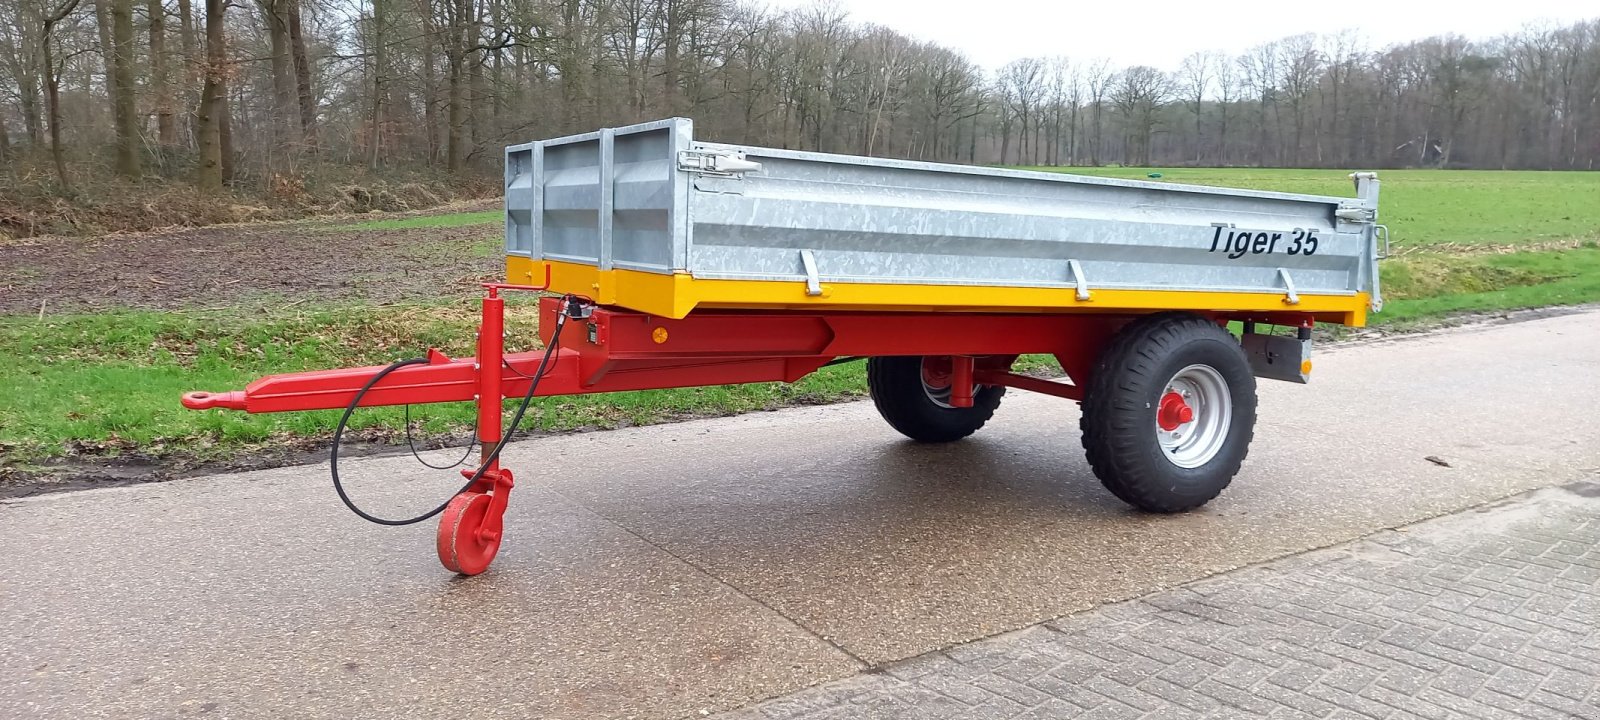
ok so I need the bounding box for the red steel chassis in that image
[182,285,1316,574]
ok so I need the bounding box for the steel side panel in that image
[687,152,1362,296]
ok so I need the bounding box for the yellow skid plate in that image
[509,256,1368,326]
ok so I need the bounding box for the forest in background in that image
[1,0,1597,233]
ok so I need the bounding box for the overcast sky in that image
[763,0,1595,70]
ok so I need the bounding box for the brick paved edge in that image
[716,481,1600,720]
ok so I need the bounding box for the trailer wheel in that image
[437,492,501,575]
[867,356,1004,443]
[1080,313,1256,512]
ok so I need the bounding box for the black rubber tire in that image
[867,356,1005,443]
[1080,312,1257,513]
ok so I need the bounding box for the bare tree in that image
[1417,35,1494,167]
[444,0,472,170]
[1067,63,1086,165]
[917,45,981,161]
[998,57,1045,164]
[1044,56,1070,165]
[1320,30,1365,166]
[1215,54,1238,164]
[1083,57,1111,165]
[175,0,195,137]
[1177,51,1212,164]
[609,0,660,119]
[1111,66,1170,166]
[147,0,175,145]
[366,0,389,168]
[861,26,908,156]
[1238,43,1280,164]
[1279,33,1322,165]
[257,0,300,169]
[287,0,314,151]
[3,0,1598,208]
[193,0,225,190]
[95,0,140,177]
[38,0,83,188]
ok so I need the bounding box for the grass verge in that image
[1378,245,1600,325]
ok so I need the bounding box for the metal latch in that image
[1067,259,1091,301]
[1276,268,1300,305]
[799,249,823,296]
[678,150,763,177]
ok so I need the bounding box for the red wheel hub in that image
[921,356,952,388]
[1157,392,1194,431]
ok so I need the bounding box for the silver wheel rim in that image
[920,357,978,409]
[1157,364,1232,468]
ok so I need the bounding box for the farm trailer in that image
[182,118,1387,575]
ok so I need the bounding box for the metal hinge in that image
[1335,205,1375,222]
[678,149,763,177]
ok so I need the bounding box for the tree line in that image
[2,0,1597,197]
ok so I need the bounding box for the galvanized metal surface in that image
[505,118,1383,311]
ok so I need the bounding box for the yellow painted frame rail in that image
[509,256,1369,327]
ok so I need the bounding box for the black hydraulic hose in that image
[330,357,433,525]
[405,403,477,470]
[329,298,572,526]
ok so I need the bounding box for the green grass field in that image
[3,168,1598,474]
[0,304,872,466]
[1022,167,1600,249]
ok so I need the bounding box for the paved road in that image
[3,310,1598,719]
[720,483,1600,719]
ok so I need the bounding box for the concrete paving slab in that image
[1,474,858,719]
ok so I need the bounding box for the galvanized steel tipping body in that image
[505,116,1382,321]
